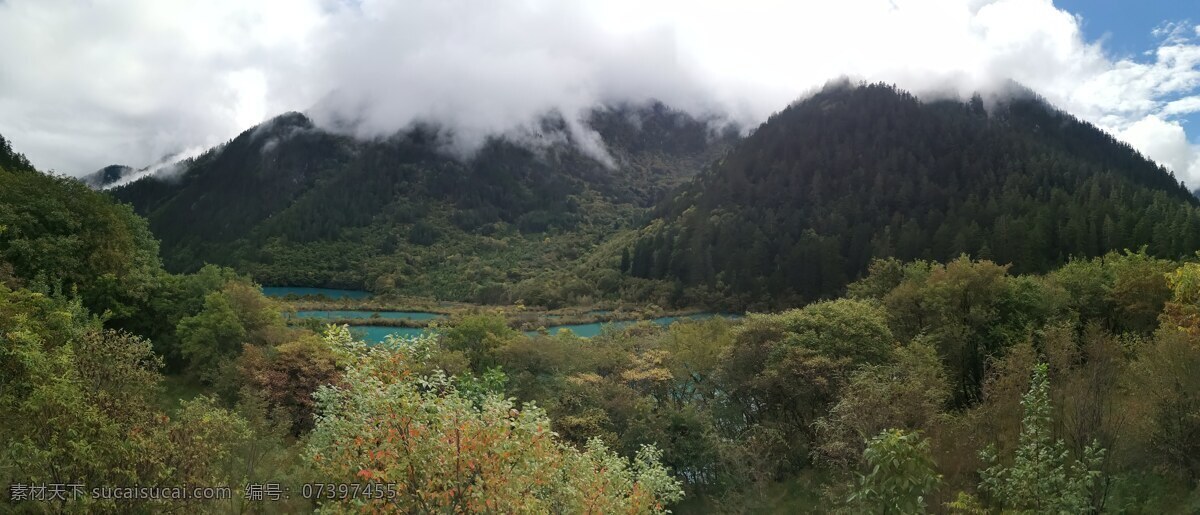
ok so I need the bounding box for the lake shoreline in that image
[266,285,741,342]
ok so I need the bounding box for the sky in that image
[0,0,1197,186]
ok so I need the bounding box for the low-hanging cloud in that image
[0,0,1198,185]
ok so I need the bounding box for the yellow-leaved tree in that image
[305,326,684,513]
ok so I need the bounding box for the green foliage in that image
[1127,328,1200,482]
[111,107,733,303]
[177,290,248,378]
[0,163,162,319]
[979,363,1105,513]
[621,83,1200,306]
[0,284,294,512]
[848,429,941,514]
[1161,261,1200,335]
[0,133,33,171]
[771,298,895,363]
[880,257,1053,406]
[719,299,895,476]
[439,313,520,373]
[117,264,247,371]
[1049,249,1175,333]
[407,219,440,245]
[815,340,950,468]
[176,279,290,381]
[0,288,137,499]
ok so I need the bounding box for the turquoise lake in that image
[337,312,737,343]
[295,310,443,320]
[533,313,732,338]
[261,286,372,299]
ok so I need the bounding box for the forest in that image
[109,83,1200,319]
[0,149,684,512]
[617,83,1200,309]
[110,104,735,300]
[4,122,1200,512]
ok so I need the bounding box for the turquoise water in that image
[534,309,610,319]
[352,326,431,343]
[295,310,443,320]
[338,312,734,343]
[261,286,371,299]
[532,313,732,338]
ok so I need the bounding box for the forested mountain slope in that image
[80,164,135,189]
[0,134,687,513]
[113,104,735,297]
[0,144,162,320]
[5,117,1200,512]
[615,82,1200,308]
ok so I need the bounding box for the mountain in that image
[610,82,1200,308]
[80,164,135,189]
[112,103,736,299]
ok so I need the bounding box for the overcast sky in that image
[0,0,1198,186]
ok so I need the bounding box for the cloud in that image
[305,0,712,165]
[0,0,1199,186]
[1164,96,1200,117]
[1119,115,1200,187]
[0,0,322,174]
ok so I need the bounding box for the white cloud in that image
[0,0,1199,186]
[1164,96,1200,117]
[0,0,322,173]
[1119,116,1200,183]
[1153,21,1195,45]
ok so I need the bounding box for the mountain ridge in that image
[112,102,737,297]
[602,82,1200,308]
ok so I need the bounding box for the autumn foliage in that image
[304,328,683,513]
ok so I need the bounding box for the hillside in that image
[609,82,1200,308]
[80,164,135,189]
[0,148,162,320]
[113,104,735,300]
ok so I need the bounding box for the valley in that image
[9,1,1200,512]
[4,81,1200,512]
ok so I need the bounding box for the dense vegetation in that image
[7,80,1200,512]
[613,82,1200,309]
[1,156,685,512]
[112,105,735,299]
[467,253,1200,511]
[0,156,162,323]
[12,169,1200,510]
